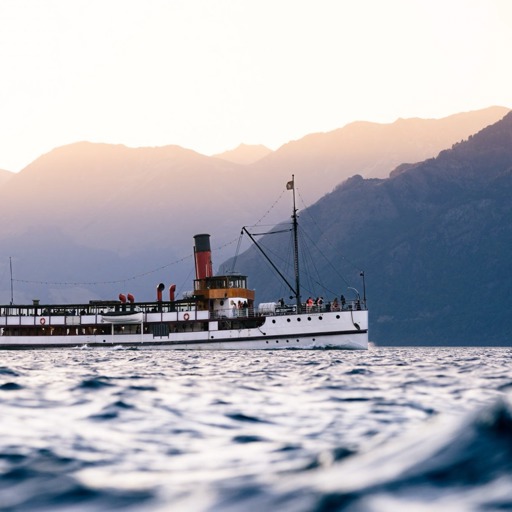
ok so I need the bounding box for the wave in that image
[0,382,23,391]
[208,395,512,511]
[0,367,19,377]
[1,348,510,512]
[0,447,154,511]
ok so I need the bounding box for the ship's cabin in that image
[193,273,255,318]
[194,274,249,292]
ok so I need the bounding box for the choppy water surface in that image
[0,347,511,511]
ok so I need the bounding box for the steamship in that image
[0,178,368,350]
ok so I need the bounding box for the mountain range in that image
[223,111,512,345]
[0,106,510,346]
[213,143,272,164]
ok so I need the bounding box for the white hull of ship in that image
[0,310,368,350]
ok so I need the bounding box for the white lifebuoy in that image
[183,313,190,321]
[40,318,46,325]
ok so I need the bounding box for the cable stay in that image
[297,187,364,274]
[230,178,368,309]
[241,225,297,300]
[296,187,367,306]
[249,228,291,236]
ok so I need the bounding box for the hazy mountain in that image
[0,107,508,311]
[0,169,14,186]
[0,142,266,303]
[247,106,510,206]
[0,142,261,252]
[223,112,512,346]
[213,144,272,164]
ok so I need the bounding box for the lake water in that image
[0,347,511,511]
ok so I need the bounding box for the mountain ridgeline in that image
[0,107,510,345]
[222,111,512,346]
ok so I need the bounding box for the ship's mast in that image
[9,256,13,305]
[288,175,301,313]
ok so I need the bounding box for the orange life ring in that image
[183,313,190,321]
[40,318,46,325]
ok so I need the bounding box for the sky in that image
[0,0,511,172]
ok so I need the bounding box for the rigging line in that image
[299,225,351,288]
[245,222,286,229]
[241,224,294,269]
[230,231,244,273]
[13,252,195,287]
[300,273,339,300]
[250,228,292,236]
[242,227,297,296]
[297,188,363,273]
[274,228,294,298]
[13,236,240,288]
[297,226,338,298]
[300,223,331,284]
[212,236,240,252]
[246,232,298,296]
[176,266,194,299]
[256,237,294,270]
[277,233,294,299]
[298,229,319,296]
[252,189,286,227]
[297,235,339,299]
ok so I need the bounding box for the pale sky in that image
[0,0,511,172]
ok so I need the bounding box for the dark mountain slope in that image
[225,112,512,345]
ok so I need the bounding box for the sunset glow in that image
[0,0,511,171]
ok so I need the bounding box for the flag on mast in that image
[286,179,294,190]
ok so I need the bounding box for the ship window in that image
[227,276,247,288]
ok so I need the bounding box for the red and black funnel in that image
[193,234,213,280]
